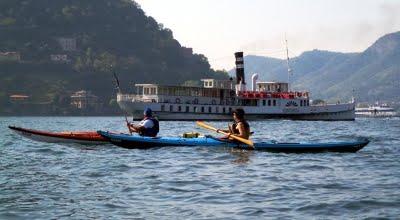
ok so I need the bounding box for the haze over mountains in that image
[232,31,400,102]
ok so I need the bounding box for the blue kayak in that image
[97,131,369,153]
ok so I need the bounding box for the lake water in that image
[1,117,399,219]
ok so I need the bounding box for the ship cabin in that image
[236,81,310,107]
[257,81,289,92]
[201,79,234,89]
[131,79,236,107]
[120,79,310,110]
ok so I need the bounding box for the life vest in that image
[140,117,159,137]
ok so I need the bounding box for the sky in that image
[135,0,400,70]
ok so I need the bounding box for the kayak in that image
[97,131,369,153]
[9,126,108,144]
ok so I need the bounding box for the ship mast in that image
[285,36,292,92]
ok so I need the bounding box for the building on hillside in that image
[57,37,77,51]
[9,94,30,103]
[0,52,21,62]
[70,90,100,109]
[50,54,69,63]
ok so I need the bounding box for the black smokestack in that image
[235,52,245,84]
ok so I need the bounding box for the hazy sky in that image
[135,0,400,70]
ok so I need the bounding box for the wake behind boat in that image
[9,126,108,144]
[98,131,369,153]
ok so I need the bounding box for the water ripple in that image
[0,117,399,219]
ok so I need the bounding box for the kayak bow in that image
[9,126,107,144]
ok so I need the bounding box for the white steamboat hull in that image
[118,100,355,121]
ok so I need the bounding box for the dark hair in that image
[233,108,245,119]
[144,107,152,117]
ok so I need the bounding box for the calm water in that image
[1,117,399,219]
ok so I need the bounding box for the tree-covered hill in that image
[0,0,228,114]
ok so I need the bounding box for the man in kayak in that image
[221,108,251,140]
[127,108,159,137]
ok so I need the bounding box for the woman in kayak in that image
[127,108,159,137]
[221,108,251,140]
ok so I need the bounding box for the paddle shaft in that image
[112,71,132,135]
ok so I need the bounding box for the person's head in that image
[143,107,152,117]
[233,108,245,121]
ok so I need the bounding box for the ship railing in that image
[117,94,158,103]
[238,91,309,99]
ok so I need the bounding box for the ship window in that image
[185,106,189,112]
[229,107,232,113]
[216,107,219,113]
[223,107,226,113]
[201,106,204,113]
[263,100,266,106]
[300,100,303,106]
[273,100,276,106]
[268,100,271,106]
[178,106,182,112]
[208,107,212,113]
[193,106,197,112]
[169,105,173,112]
[307,100,310,106]
[150,88,156,95]
[144,87,150,95]
[161,105,165,111]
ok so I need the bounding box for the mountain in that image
[0,0,228,115]
[231,31,400,102]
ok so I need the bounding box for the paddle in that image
[196,121,254,148]
[112,70,133,135]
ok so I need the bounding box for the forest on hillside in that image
[0,0,228,115]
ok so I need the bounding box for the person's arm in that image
[228,124,233,133]
[127,122,145,133]
[217,124,232,133]
[235,122,249,139]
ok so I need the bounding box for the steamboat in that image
[117,52,355,120]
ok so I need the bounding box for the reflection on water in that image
[230,149,254,164]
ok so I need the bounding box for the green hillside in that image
[0,0,228,115]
